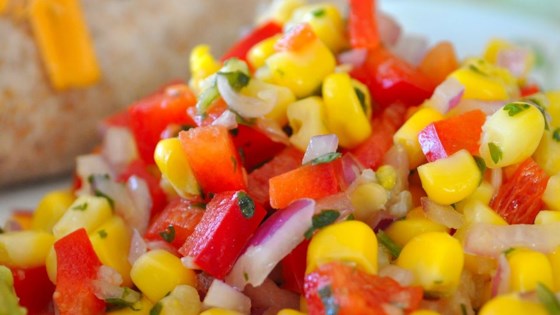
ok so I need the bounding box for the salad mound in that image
[2,0,560,314]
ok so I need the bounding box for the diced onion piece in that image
[92,265,140,305]
[302,134,339,165]
[128,229,147,266]
[337,48,367,68]
[378,11,401,46]
[203,279,251,314]
[491,254,511,297]
[212,109,239,130]
[379,265,414,287]
[216,75,275,118]
[490,167,503,195]
[450,99,506,116]
[126,176,152,233]
[429,77,465,114]
[76,154,113,196]
[496,46,532,78]
[256,117,290,145]
[102,127,138,173]
[340,153,364,189]
[422,197,464,229]
[225,199,315,289]
[391,33,428,66]
[180,256,201,270]
[464,222,560,257]
[315,193,354,219]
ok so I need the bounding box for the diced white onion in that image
[378,11,402,46]
[181,256,202,270]
[212,109,239,130]
[76,154,113,196]
[128,229,147,266]
[216,75,275,118]
[302,134,339,165]
[337,48,368,68]
[256,118,290,145]
[203,279,251,314]
[390,33,428,66]
[422,197,464,229]
[102,127,138,174]
[496,47,531,78]
[491,254,511,297]
[379,265,414,286]
[429,77,465,114]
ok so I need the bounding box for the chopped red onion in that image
[315,192,354,218]
[225,199,315,289]
[464,222,560,257]
[429,78,465,114]
[490,167,503,195]
[391,34,428,66]
[383,144,410,194]
[337,48,368,68]
[497,47,531,78]
[491,254,510,297]
[102,127,138,174]
[216,75,275,118]
[422,197,464,229]
[212,109,239,130]
[339,153,364,189]
[92,265,141,305]
[203,279,251,314]
[256,118,290,145]
[302,134,339,165]
[128,229,147,266]
[450,99,507,116]
[378,11,402,46]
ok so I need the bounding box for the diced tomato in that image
[350,103,406,170]
[418,109,486,162]
[4,210,33,230]
[248,147,304,206]
[350,47,435,110]
[269,159,342,210]
[520,83,541,97]
[491,158,549,224]
[178,190,266,279]
[53,228,105,315]
[11,265,55,314]
[232,125,286,172]
[179,125,246,196]
[275,23,316,52]
[145,197,205,249]
[102,109,131,128]
[281,239,310,294]
[221,20,283,66]
[128,83,197,163]
[118,159,168,220]
[348,0,380,50]
[418,41,459,86]
[304,261,423,315]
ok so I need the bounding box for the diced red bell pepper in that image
[118,159,168,220]
[350,47,435,110]
[280,239,310,294]
[304,261,423,315]
[269,159,342,210]
[418,41,459,86]
[520,83,541,97]
[247,147,304,206]
[274,23,316,52]
[178,190,266,279]
[348,0,380,50]
[491,158,549,224]
[53,228,105,315]
[179,125,246,196]
[145,197,205,249]
[128,83,197,163]
[350,103,406,170]
[11,265,55,314]
[232,125,286,172]
[418,109,486,162]
[221,20,283,66]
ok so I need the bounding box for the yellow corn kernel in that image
[384,218,448,247]
[462,201,507,226]
[393,106,444,169]
[479,293,548,315]
[534,129,560,176]
[277,310,306,315]
[322,72,372,148]
[90,216,132,286]
[154,138,200,198]
[32,190,75,232]
[287,96,330,151]
[463,253,497,276]
[546,91,560,127]
[376,165,397,190]
[264,35,336,98]
[350,182,388,221]
[306,220,377,274]
[45,245,57,283]
[455,181,494,213]
[397,232,464,296]
[248,35,281,70]
[507,248,554,293]
[199,309,245,315]
[52,195,113,240]
[535,210,560,224]
[410,311,441,315]
[480,102,545,168]
[548,246,560,291]
[156,285,201,315]
[242,79,296,127]
[0,0,6,13]
[130,249,197,302]
[0,230,54,268]
[107,296,154,315]
[450,58,517,101]
[287,4,348,53]
[418,150,481,205]
[189,44,221,92]
[257,0,305,25]
[29,0,100,90]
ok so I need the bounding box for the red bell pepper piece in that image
[491,158,549,224]
[280,239,310,294]
[418,109,486,162]
[274,23,316,52]
[128,83,197,163]
[53,228,105,315]
[348,0,380,50]
[269,159,342,209]
[520,83,541,97]
[11,265,55,314]
[221,20,283,65]
[179,125,246,195]
[178,190,266,279]
[232,125,286,172]
[350,47,435,110]
[145,197,205,249]
[304,261,423,315]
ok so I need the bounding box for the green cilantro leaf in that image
[304,210,340,239]
[308,152,342,166]
[488,142,503,164]
[536,282,560,315]
[98,229,108,239]
[354,87,367,113]
[149,302,163,315]
[72,202,88,211]
[503,102,530,116]
[312,8,326,17]
[218,71,250,91]
[554,128,560,142]
[377,230,402,258]
[237,191,255,219]
[159,225,176,243]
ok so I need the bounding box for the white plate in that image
[1,0,559,224]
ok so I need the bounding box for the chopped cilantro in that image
[305,210,340,239]
[105,288,141,311]
[192,202,207,210]
[218,71,250,91]
[237,191,255,219]
[72,202,88,211]
[159,225,176,243]
[468,63,486,76]
[553,128,560,142]
[312,8,326,17]
[460,303,468,315]
[345,214,355,221]
[377,230,402,258]
[308,152,342,166]
[318,285,339,315]
[503,102,530,116]
[98,229,108,239]
[196,84,220,115]
[488,142,503,164]
[354,87,367,113]
[536,282,560,315]
[243,272,249,282]
[149,302,163,315]
[94,190,115,210]
[503,247,515,256]
[473,156,486,183]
